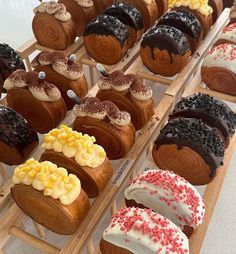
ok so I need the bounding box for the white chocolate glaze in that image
[218,23,236,44]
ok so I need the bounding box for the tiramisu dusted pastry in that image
[40,125,113,198]
[58,0,96,36]
[152,118,225,185]
[215,23,236,46]
[0,106,38,165]
[0,43,25,94]
[104,3,144,47]
[73,97,135,160]
[32,1,76,50]
[168,0,213,38]
[171,93,236,147]
[32,51,88,110]
[12,159,90,235]
[201,43,236,95]
[83,15,129,65]
[4,70,67,133]
[116,0,158,29]
[125,170,205,236]
[158,10,203,52]
[100,207,189,254]
[140,25,191,77]
[208,0,223,23]
[96,70,154,130]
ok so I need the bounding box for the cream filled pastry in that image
[11,159,90,235]
[4,70,67,133]
[125,170,205,231]
[32,1,76,50]
[101,207,189,254]
[40,125,113,197]
[73,97,136,160]
[201,43,236,95]
[32,51,88,110]
[97,70,154,130]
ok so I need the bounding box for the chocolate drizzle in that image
[155,118,225,177]
[104,2,144,30]
[0,105,38,153]
[83,14,129,47]
[171,93,236,142]
[158,10,202,40]
[141,25,191,56]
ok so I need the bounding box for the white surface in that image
[0,1,236,253]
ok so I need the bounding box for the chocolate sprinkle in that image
[0,105,38,153]
[83,14,129,47]
[141,25,191,55]
[155,118,225,176]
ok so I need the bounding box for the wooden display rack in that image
[0,8,234,254]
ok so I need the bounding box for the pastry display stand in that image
[0,8,233,254]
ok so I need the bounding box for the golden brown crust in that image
[93,0,114,14]
[209,0,223,23]
[40,151,113,198]
[154,0,168,17]
[11,184,90,235]
[100,239,132,254]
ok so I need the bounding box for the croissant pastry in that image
[40,125,113,198]
[32,51,88,110]
[4,70,67,133]
[32,1,76,50]
[152,118,225,185]
[96,70,154,130]
[0,106,38,165]
[73,97,136,160]
[12,159,90,235]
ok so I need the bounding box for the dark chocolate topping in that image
[158,10,202,40]
[141,25,191,55]
[104,2,144,30]
[155,118,225,176]
[0,105,38,153]
[171,93,236,140]
[83,14,129,47]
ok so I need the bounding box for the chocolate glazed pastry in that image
[104,2,144,47]
[140,25,191,77]
[4,70,67,134]
[58,0,96,36]
[209,0,223,23]
[96,70,154,130]
[73,97,135,160]
[158,10,203,52]
[152,118,225,185]
[170,93,236,147]
[83,15,129,65]
[32,51,88,110]
[0,43,25,94]
[0,106,38,165]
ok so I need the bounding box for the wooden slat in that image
[16,38,37,59]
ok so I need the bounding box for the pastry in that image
[171,93,236,147]
[58,0,97,36]
[140,25,191,77]
[83,15,129,65]
[223,0,234,8]
[93,0,114,14]
[0,43,25,95]
[229,1,236,24]
[152,118,225,185]
[201,43,236,95]
[125,169,205,235]
[215,23,236,46]
[209,0,223,23]
[154,0,168,18]
[0,106,38,165]
[4,70,67,133]
[168,0,213,38]
[104,2,144,47]
[157,10,203,52]
[11,159,90,235]
[100,207,189,254]
[40,125,113,198]
[96,70,154,130]
[116,0,158,30]
[32,51,88,110]
[32,1,76,50]
[73,97,135,160]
